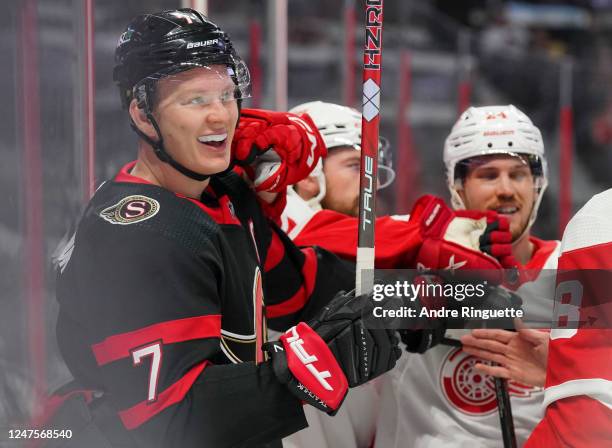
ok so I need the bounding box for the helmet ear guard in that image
[129,81,154,115]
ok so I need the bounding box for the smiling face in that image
[457,154,536,239]
[152,66,239,176]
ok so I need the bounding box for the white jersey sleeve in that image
[526,188,612,447]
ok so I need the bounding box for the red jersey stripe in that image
[264,231,285,272]
[114,161,152,185]
[183,195,242,226]
[302,248,317,297]
[525,237,559,270]
[266,248,317,318]
[92,315,221,366]
[119,361,208,429]
[525,394,612,447]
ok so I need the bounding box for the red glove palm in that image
[411,195,515,283]
[232,108,327,192]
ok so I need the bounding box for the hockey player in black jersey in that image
[49,8,400,448]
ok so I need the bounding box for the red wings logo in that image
[440,347,540,415]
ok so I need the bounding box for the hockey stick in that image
[356,0,384,296]
[495,376,517,448]
[441,334,517,448]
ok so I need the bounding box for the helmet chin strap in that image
[130,94,243,183]
[131,112,211,182]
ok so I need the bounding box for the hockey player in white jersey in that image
[375,105,561,447]
[526,188,612,446]
[273,102,530,447]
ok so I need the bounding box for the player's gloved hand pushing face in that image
[232,108,327,193]
[264,290,401,415]
[410,195,514,284]
[410,194,531,288]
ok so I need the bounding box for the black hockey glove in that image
[308,290,402,386]
[398,327,446,354]
[396,273,523,352]
[263,290,402,415]
[413,269,523,329]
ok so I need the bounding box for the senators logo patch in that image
[99,195,160,225]
[440,347,539,415]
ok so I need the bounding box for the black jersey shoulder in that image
[81,180,223,258]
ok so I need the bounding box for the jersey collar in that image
[114,161,153,185]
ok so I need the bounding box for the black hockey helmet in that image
[113,9,251,181]
[113,8,250,109]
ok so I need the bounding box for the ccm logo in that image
[285,326,333,391]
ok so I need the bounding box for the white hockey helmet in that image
[443,105,548,236]
[289,101,396,190]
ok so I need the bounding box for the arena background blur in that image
[1,0,611,433]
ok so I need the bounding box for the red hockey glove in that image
[232,108,327,193]
[264,291,401,415]
[257,189,287,224]
[478,218,528,287]
[411,195,512,283]
[264,323,348,414]
[479,217,516,268]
